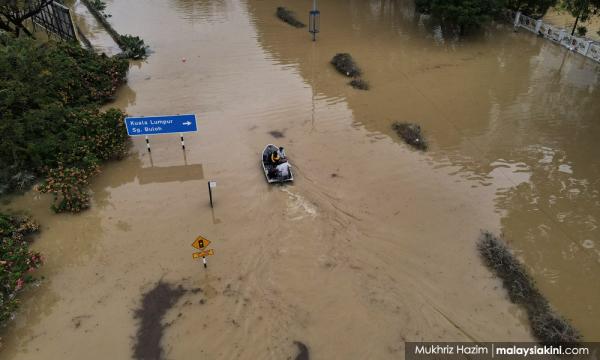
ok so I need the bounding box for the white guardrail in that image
[507,9,600,63]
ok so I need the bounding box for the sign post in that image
[192,235,214,268]
[208,181,216,208]
[124,114,198,136]
[309,0,320,41]
[124,114,197,152]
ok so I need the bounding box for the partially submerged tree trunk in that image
[570,12,581,35]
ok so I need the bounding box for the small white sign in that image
[209,181,217,188]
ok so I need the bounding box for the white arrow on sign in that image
[182,121,192,126]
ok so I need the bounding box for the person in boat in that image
[278,147,286,160]
[270,147,286,165]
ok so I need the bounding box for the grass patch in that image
[276,7,306,28]
[478,232,581,344]
[391,122,428,151]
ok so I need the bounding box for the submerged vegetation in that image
[349,78,369,90]
[0,34,129,212]
[331,53,361,77]
[331,53,370,90]
[392,122,428,150]
[276,7,306,28]
[0,213,42,328]
[118,34,149,60]
[478,232,581,344]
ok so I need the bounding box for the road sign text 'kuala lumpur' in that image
[124,114,197,136]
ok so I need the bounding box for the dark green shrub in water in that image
[349,78,369,90]
[119,34,148,60]
[276,7,306,28]
[392,122,428,151]
[0,34,130,211]
[331,53,361,77]
[478,232,581,344]
[0,214,42,326]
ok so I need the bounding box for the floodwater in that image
[2,0,600,358]
[68,0,122,56]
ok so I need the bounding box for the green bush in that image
[89,0,107,12]
[0,34,130,211]
[119,35,148,60]
[0,213,42,326]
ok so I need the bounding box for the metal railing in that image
[510,10,600,63]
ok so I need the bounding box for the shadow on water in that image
[246,0,600,338]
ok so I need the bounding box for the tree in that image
[415,0,505,35]
[560,0,600,35]
[506,0,557,18]
[0,0,54,37]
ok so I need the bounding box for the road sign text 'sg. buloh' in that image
[124,114,198,136]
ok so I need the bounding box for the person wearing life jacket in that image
[271,150,281,165]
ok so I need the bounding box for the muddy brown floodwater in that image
[2,0,599,358]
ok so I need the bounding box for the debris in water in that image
[269,130,285,138]
[133,281,187,360]
[392,122,428,151]
[293,341,309,360]
[276,7,305,28]
[478,232,581,344]
[331,53,361,77]
[349,78,369,90]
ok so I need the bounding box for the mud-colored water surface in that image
[1,0,599,358]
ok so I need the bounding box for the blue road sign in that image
[124,114,197,136]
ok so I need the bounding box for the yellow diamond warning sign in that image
[192,249,215,259]
[192,235,211,249]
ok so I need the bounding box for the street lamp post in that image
[309,0,320,41]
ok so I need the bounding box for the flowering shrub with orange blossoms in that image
[0,34,130,211]
[34,108,128,212]
[37,164,100,213]
[0,214,42,327]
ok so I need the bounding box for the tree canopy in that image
[559,0,600,35]
[415,0,565,34]
[416,0,506,34]
[506,0,557,18]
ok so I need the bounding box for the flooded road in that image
[2,0,599,358]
